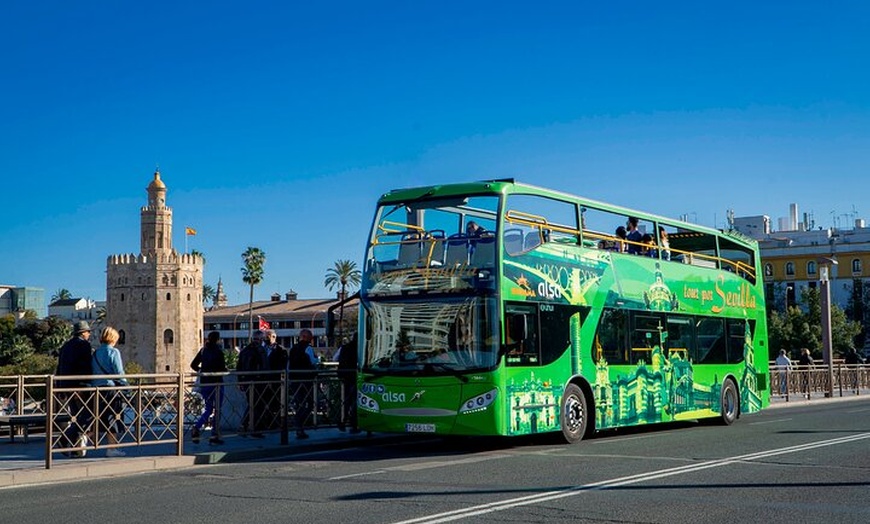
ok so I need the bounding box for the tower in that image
[215,277,228,309]
[106,170,204,372]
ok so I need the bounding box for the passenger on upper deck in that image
[626,217,643,254]
[658,226,671,261]
[466,221,487,237]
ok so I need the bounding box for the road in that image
[3,398,869,524]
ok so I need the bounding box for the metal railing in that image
[769,364,870,401]
[0,369,354,469]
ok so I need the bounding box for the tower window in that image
[118,330,126,345]
[166,292,172,300]
[187,293,191,301]
[164,329,174,344]
[120,293,125,302]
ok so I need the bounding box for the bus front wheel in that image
[719,379,739,425]
[560,383,588,444]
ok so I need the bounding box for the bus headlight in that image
[358,391,380,413]
[459,388,498,414]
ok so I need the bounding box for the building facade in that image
[106,171,204,373]
[0,285,46,319]
[203,291,358,359]
[47,297,104,322]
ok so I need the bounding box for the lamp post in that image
[232,311,246,351]
[818,257,838,398]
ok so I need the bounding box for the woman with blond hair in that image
[92,326,129,457]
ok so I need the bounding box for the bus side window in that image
[504,304,539,366]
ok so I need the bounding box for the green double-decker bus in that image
[357,180,769,442]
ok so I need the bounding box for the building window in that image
[118,330,126,345]
[807,261,816,276]
[785,262,795,276]
[120,293,125,302]
[852,258,862,274]
[167,292,172,300]
[764,263,773,277]
[164,329,174,344]
[187,293,191,301]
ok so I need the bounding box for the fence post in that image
[280,371,288,445]
[44,375,53,470]
[16,375,24,415]
[837,363,843,397]
[176,372,185,456]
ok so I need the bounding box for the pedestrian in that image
[92,326,128,457]
[56,320,95,457]
[774,349,792,395]
[798,347,814,399]
[237,330,268,437]
[288,328,318,439]
[336,334,360,433]
[190,331,227,445]
[843,348,863,391]
[265,329,288,429]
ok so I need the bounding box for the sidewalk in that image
[0,427,394,489]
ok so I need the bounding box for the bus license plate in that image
[405,423,436,433]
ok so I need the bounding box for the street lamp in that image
[232,310,246,351]
[818,256,838,398]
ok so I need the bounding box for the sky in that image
[2,1,869,304]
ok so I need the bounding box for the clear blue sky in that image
[2,1,869,304]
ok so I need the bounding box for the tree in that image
[191,249,206,265]
[0,333,34,367]
[202,283,216,308]
[324,259,361,343]
[241,247,266,342]
[767,287,862,360]
[51,288,72,303]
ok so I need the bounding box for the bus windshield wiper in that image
[423,362,469,383]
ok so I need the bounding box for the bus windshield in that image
[362,296,499,373]
[364,195,499,295]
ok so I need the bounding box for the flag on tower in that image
[258,316,271,331]
[185,227,197,236]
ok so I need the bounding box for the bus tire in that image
[560,383,588,444]
[719,379,739,426]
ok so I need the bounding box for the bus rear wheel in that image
[560,383,588,443]
[719,379,739,425]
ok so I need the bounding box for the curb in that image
[191,433,408,464]
[767,392,868,410]
[0,455,197,490]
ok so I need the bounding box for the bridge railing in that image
[0,370,354,469]
[769,364,870,401]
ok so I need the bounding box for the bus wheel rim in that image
[565,395,584,432]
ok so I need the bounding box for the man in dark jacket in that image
[190,331,227,445]
[56,321,94,456]
[336,334,360,433]
[264,329,288,429]
[237,330,268,437]
[288,329,318,439]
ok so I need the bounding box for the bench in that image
[0,413,71,443]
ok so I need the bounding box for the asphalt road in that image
[3,398,869,524]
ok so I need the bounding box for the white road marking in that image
[329,470,387,480]
[749,418,793,425]
[844,407,870,413]
[391,432,870,524]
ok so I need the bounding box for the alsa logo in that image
[537,281,563,300]
[361,383,406,403]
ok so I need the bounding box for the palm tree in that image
[324,259,361,342]
[241,247,266,342]
[51,288,72,303]
[202,283,216,309]
[191,249,206,264]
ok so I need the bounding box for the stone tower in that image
[106,170,204,373]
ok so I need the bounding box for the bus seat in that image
[445,233,469,265]
[397,232,422,267]
[470,234,496,266]
[425,230,446,266]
